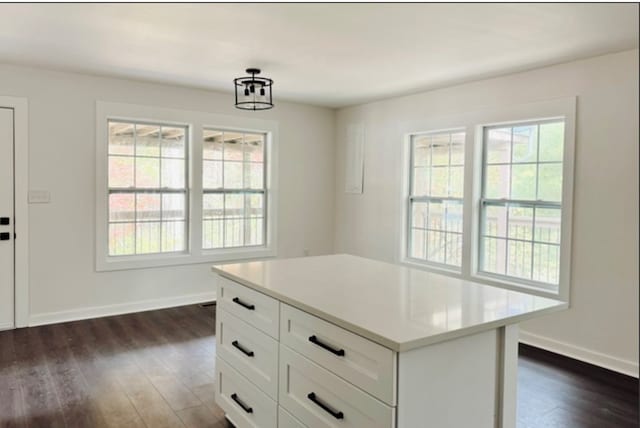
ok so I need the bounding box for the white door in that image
[0,108,14,330]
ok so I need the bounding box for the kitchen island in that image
[212,254,566,428]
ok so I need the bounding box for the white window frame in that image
[96,101,278,271]
[400,97,576,301]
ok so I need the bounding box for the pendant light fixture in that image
[234,68,274,110]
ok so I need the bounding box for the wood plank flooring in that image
[0,304,637,428]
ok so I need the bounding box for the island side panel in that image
[497,324,518,428]
[396,327,515,428]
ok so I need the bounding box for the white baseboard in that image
[29,291,217,327]
[519,331,639,378]
[0,322,14,331]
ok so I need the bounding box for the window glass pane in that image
[534,207,561,244]
[428,201,444,230]
[446,233,462,267]
[507,240,532,279]
[136,194,161,221]
[486,128,511,164]
[430,134,450,166]
[246,194,264,218]
[412,167,429,196]
[203,194,224,220]
[508,206,533,241]
[224,218,244,247]
[410,228,426,259]
[245,217,264,246]
[450,132,465,165]
[413,136,431,167]
[430,167,449,197]
[162,194,185,220]
[485,165,510,199]
[512,125,538,163]
[109,194,135,222]
[445,202,463,233]
[203,160,222,189]
[224,194,244,218]
[533,243,560,284]
[539,122,564,162]
[511,164,536,200]
[203,219,223,249]
[162,221,185,252]
[223,132,244,161]
[108,156,134,188]
[537,163,563,202]
[203,130,223,160]
[136,222,161,254]
[136,157,160,188]
[449,166,464,198]
[246,163,264,189]
[244,134,264,162]
[426,231,446,264]
[161,127,186,159]
[411,202,428,229]
[161,158,185,189]
[483,204,507,237]
[109,223,135,256]
[481,237,506,275]
[109,122,134,156]
[224,161,243,189]
[136,124,160,157]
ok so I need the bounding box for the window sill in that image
[401,258,463,277]
[96,247,277,272]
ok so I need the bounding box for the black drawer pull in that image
[232,340,255,357]
[232,297,255,311]
[308,335,345,356]
[307,392,344,420]
[231,393,253,414]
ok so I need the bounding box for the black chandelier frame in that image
[234,68,274,110]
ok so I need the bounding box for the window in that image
[202,130,266,249]
[408,130,465,267]
[108,121,188,256]
[402,97,575,297]
[96,101,278,271]
[479,120,564,286]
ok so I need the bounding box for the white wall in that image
[334,50,639,376]
[0,64,335,325]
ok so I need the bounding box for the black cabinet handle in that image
[308,335,345,356]
[0,217,9,225]
[232,297,255,311]
[0,232,9,241]
[307,392,344,420]
[232,340,255,357]
[230,393,253,414]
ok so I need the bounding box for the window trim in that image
[96,101,278,271]
[399,97,576,301]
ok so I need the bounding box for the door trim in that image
[0,96,29,328]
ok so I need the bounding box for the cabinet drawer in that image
[217,308,279,399]
[279,345,394,428]
[279,406,307,428]
[215,358,277,428]
[218,276,279,339]
[280,304,396,405]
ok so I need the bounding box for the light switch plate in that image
[28,190,51,204]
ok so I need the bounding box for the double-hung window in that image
[108,121,188,256]
[97,101,277,271]
[479,120,564,286]
[403,98,575,297]
[202,130,266,249]
[408,130,465,267]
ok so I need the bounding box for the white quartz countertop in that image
[212,254,567,352]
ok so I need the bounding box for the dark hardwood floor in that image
[0,304,637,428]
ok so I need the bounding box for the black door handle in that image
[307,392,344,419]
[0,232,9,241]
[0,217,9,225]
[308,335,345,356]
[230,393,253,414]
[232,297,255,311]
[232,340,255,357]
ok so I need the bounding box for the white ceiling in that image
[0,3,637,108]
